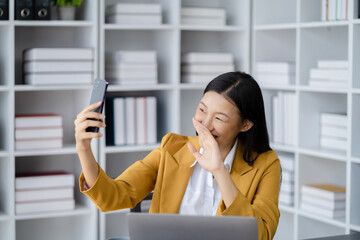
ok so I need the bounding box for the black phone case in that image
[86,79,108,133]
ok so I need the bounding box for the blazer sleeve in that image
[79,143,165,212]
[217,154,281,240]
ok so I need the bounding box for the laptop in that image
[127,213,258,240]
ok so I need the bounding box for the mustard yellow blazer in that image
[80,133,281,240]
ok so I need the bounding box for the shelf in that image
[254,23,297,31]
[179,83,207,90]
[353,88,360,94]
[14,21,95,27]
[0,212,9,221]
[300,21,349,29]
[0,21,10,26]
[0,86,9,92]
[353,19,360,25]
[350,224,360,232]
[107,84,174,92]
[279,205,296,214]
[105,144,160,154]
[0,151,9,157]
[298,210,346,228]
[14,144,77,157]
[14,85,92,92]
[259,85,296,91]
[14,204,92,221]
[270,142,295,153]
[180,25,246,32]
[299,147,347,162]
[103,208,130,215]
[104,24,175,30]
[299,86,349,94]
[351,157,360,164]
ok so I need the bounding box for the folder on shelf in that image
[15,0,33,20]
[0,0,9,20]
[23,48,94,61]
[34,0,51,20]
[24,61,93,73]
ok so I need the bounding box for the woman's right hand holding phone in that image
[74,101,106,152]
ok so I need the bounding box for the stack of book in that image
[23,48,94,85]
[15,171,75,215]
[320,112,348,151]
[322,0,349,21]
[105,96,157,146]
[181,7,226,26]
[272,92,296,146]
[106,3,162,25]
[300,184,346,219]
[255,61,295,86]
[309,60,349,88]
[278,153,295,206]
[106,51,158,86]
[181,52,234,84]
[15,114,63,151]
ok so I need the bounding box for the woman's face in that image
[194,91,244,151]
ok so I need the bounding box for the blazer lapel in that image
[160,136,199,213]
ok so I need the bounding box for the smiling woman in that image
[74,71,281,240]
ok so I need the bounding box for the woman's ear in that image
[240,119,254,132]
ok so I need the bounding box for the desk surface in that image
[306,232,360,240]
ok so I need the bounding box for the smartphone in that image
[86,78,108,133]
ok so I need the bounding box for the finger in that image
[77,119,105,132]
[192,118,211,137]
[77,112,105,123]
[187,143,202,160]
[80,101,103,114]
[192,118,215,147]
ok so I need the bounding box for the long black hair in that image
[204,71,271,166]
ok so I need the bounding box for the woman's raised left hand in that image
[187,118,226,174]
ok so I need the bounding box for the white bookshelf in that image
[98,0,250,239]
[0,1,98,240]
[253,0,360,239]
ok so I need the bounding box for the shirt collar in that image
[224,138,238,173]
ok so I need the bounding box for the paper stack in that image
[105,96,157,146]
[320,112,348,151]
[300,184,346,219]
[255,61,295,86]
[106,51,158,86]
[309,60,349,88]
[106,3,162,25]
[23,48,94,85]
[15,171,75,215]
[181,7,226,26]
[15,114,63,151]
[272,91,296,146]
[278,153,295,206]
[181,52,234,84]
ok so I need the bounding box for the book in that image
[282,170,294,182]
[15,138,62,150]
[181,16,226,26]
[317,60,348,69]
[181,74,215,84]
[181,7,226,18]
[16,187,74,203]
[308,79,348,88]
[181,64,234,74]
[300,201,345,219]
[15,127,63,140]
[257,73,295,85]
[125,97,136,145]
[255,62,295,74]
[320,136,347,151]
[146,96,157,144]
[279,191,294,205]
[114,98,126,145]
[320,113,347,128]
[278,153,295,172]
[23,48,93,61]
[105,69,157,79]
[23,61,93,73]
[16,199,75,215]
[136,97,146,145]
[181,52,233,64]
[106,51,157,64]
[301,184,346,201]
[107,14,162,25]
[321,125,347,139]
[15,172,75,190]
[106,63,157,71]
[309,68,349,81]
[15,114,63,128]
[301,194,346,210]
[106,3,162,15]
[24,73,93,85]
[280,181,294,193]
[107,78,157,85]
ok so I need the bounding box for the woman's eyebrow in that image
[200,101,230,118]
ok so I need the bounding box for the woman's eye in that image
[215,117,223,121]
[199,108,205,113]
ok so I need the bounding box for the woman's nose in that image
[202,116,213,131]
